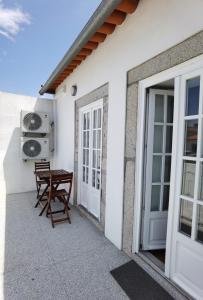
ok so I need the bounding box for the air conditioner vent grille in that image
[23,113,42,131]
[23,139,41,157]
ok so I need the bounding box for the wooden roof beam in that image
[63,68,74,72]
[106,10,126,25]
[79,49,92,56]
[97,22,116,34]
[83,41,98,50]
[60,73,71,77]
[75,54,87,60]
[117,0,139,14]
[50,85,58,90]
[90,32,107,43]
[54,76,67,82]
[69,60,81,67]
[72,59,81,64]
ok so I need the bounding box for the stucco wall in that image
[54,0,203,249]
[0,92,53,195]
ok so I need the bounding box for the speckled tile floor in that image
[0,192,130,300]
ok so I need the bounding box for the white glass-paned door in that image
[142,89,174,250]
[79,101,103,219]
[171,69,203,300]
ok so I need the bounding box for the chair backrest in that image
[50,172,73,197]
[35,161,50,172]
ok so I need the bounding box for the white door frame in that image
[132,54,203,278]
[77,98,103,219]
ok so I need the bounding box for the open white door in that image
[171,70,203,299]
[79,100,103,219]
[142,89,174,250]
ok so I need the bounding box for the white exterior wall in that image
[54,93,74,172]
[0,92,53,195]
[54,0,203,249]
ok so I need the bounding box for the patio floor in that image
[0,192,130,300]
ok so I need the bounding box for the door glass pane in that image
[86,150,89,166]
[83,114,86,130]
[85,149,87,165]
[181,160,196,198]
[86,131,89,147]
[86,167,88,184]
[98,109,102,128]
[154,94,164,122]
[92,170,95,188]
[87,112,90,129]
[164,156,171,182]
[184,119,198,157]
[167,96,174,123]
[153,126,163,153]
[93,150,96,168]
[165,126,173,153]
[151,185,160,211]
[198,162,203,201]
[196,205,203,243]
[93,110,97,129]
[97,130,101,150]
[97,150,101,169]
[163,185,169,211]
[93,131,96,148]
[152,156,162,182]
[179,199,193,237]
[96,171,100,190]
[83,167,85,182]
[185,77,200,116]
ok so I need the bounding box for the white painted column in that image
[105,74,126,249]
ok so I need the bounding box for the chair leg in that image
[36,183,41,199]
[46,204,49,217]
[36,185,39,198]
[67,210,71,224]
[64,197,71,224]
[35,184,49,209]
[47,202,55,228]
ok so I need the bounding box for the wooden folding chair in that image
[46,172,73,228]
[35,161,50,198]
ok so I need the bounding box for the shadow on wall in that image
[3,127,36,196]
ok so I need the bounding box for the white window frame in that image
[132,54,203,278]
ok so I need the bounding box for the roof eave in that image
[39,0,122,95]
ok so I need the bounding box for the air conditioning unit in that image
[21,111,49,133]
[21,137,49,160]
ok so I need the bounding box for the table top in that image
[35,169,70,180]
